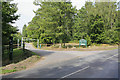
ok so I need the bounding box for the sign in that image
[79,39,87,48]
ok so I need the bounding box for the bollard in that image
[40,44,41,48]
[37,39,39,48]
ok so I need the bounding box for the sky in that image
[11,0,120,33]
[11,0,88,33]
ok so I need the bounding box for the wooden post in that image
[9,37,13,61]
[23,40,25,53]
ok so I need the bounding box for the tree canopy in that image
[24,1,119,46]
[2,2,19,45]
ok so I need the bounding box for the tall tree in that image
[22,24,27,37]
[73,1,118,45]
[26,1,76,46]
[2,2,19,45]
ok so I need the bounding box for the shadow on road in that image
[30,49,55,57]
[25,43,55,57]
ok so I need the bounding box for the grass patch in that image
[36,43,118,51]
[2,48,35,66]
[2,48,41,74]
[1,69,17,74]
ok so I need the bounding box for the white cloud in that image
[11,0,39,33]
[12,0,86,33]
[71,0,86,9]
[12,0,119,33]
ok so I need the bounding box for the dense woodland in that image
[1,1,120,49]
[23,1,120,46]
[1,2,21,54]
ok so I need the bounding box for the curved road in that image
[2,43,119,79]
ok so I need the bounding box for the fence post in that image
[40,44,41,48]
[37,39,39,48]
[17,39,19,48]
[79,40,80,48]
[9,37,13,61]
[21,37,23,48]
[23,40,25,53]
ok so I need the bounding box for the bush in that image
[66,45,73,48]
[33,42,37,47]
[74,45,79,48]
[85,35,92,46]
[103,30,119,44]
[62,45,67,48]
[53,45,59,48]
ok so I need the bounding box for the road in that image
[2,43,119,79]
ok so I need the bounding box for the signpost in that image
[40,44,41,48]
[17,39,19,48]
[9,37,13,60]
[79,39,87,48]
[37,39,39,48]
[21,37,23,48]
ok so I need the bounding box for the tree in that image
[26,1,76,46]
[22,24,27,37]
[73,1,118,45]
[2,2,19,45]
[2,1,19,56]
[26,1,119,46]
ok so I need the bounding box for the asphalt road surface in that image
[2,43,119,79]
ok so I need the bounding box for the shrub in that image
[53,45,59,48]
[85,35,92,46]
[33,42,37,47]
[66,45,73,48]
[62,45,67,48]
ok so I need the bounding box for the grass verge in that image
[33,43,118,51]
[1,48,42,74]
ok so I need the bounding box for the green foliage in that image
[33,42,37,47]
[85,35,91,46]
[23,1,119,46]
[73,1,119,45]
[102,29,119,44]
[2,2,19,45]
[52,45,59,48]
[1,69,17,74]
[11,32,22,44]
[2,48,37,66]
[66,45,73,48]
[22,24,27,37]
[26,2,76,46]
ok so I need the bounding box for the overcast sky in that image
[11,0,119,33]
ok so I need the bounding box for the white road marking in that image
[58,66,89,80]
[105,54,118,61]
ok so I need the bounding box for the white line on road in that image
[105,54,118,61]
[58,66,90,80]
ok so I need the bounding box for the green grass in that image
[1,69,17,74]
[1,48,41,74]
[2,48,36,66]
